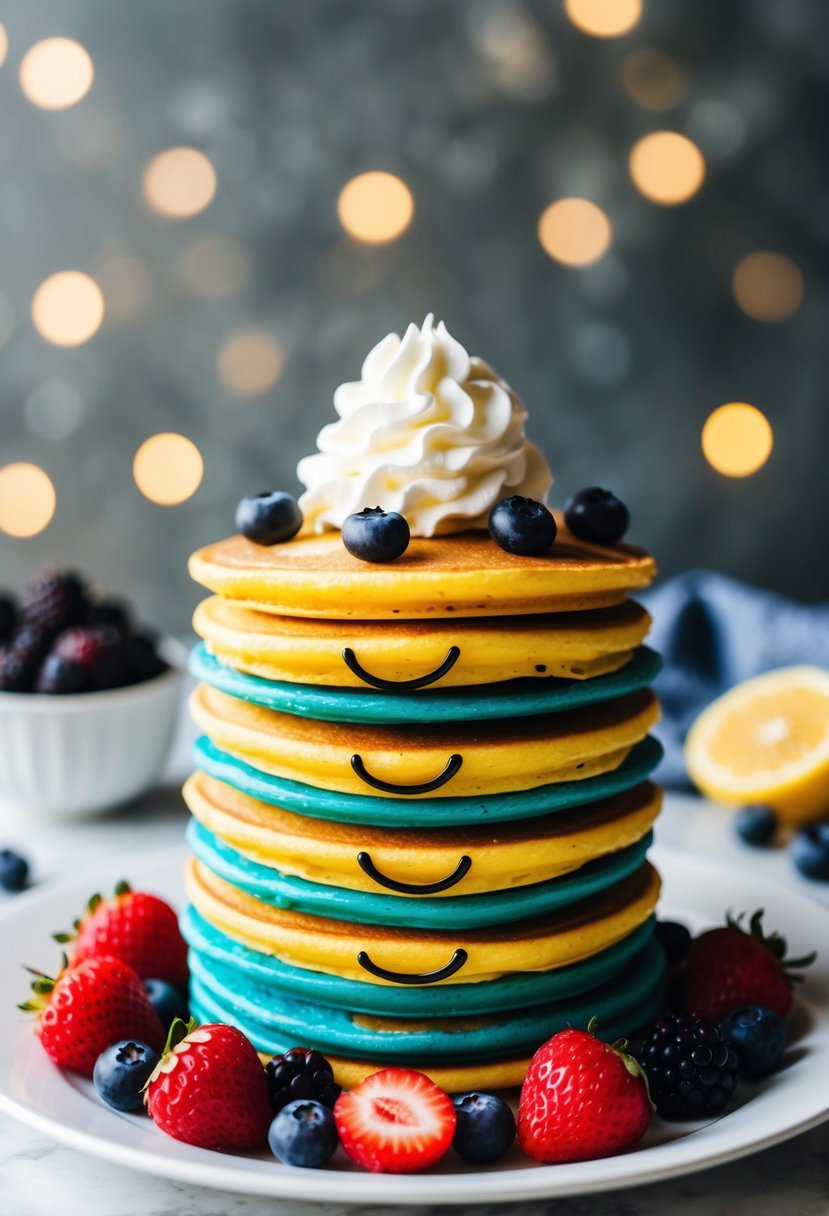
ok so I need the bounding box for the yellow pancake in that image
[190,684,660,798]
[188,521,656,620]
[193,596,650,688]
[184,771,662,896]
[186,856,661,984]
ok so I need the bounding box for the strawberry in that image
[21,955,165,1077]
[56,881,189,994]
[517,1023,652,1164]
[333,1068,456,1173]
[683,909,816,1021]
[145,1019,271,1152]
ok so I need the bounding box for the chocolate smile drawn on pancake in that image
[356,851,473,895]
[356,948,469,985]
[350,752,463,795]
[342,644,461,690]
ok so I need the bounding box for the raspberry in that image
[635,1012,738,1120]
[22,570,88,636]
[264,1047,341,1117]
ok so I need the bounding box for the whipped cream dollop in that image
[297,315,552,537]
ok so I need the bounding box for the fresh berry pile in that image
[18,886,815,1171]
[0,568,167,694]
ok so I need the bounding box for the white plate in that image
[0,844,827,1204]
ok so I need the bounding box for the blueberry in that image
[0,849,29,892]
[93,1040,160,1111]
[342,506,410,563]
[236,492,303,546]
[452,1091,516,1164]
[655,919,692,966]
[720,1006,786,1079]
[143,978,188,1030]
[734,804,778,847]
[36,654,87,695]
[268,1099,339,1168]
[791,824,829,881]
[488,496,556,556]
[563,487,630,546]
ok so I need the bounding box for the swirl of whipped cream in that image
[297,315,552,537]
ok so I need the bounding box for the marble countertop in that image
[1,709,828,1216]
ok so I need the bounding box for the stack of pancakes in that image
[183,522,665,1090]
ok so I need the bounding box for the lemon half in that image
[685,666,829,825]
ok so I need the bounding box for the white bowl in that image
[0,638,186,818]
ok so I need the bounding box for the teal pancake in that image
[189,643,662,725]
[181,906,657,1016]
[188,938,666,1065]
[187,819,654,929]
[193,734,663,827]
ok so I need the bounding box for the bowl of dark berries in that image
[0,569,185,817]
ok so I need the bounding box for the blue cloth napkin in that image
[642,571,829,788]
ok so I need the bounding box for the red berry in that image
[60,883,189,994]
[334,1068,455,1173]
[683,910,815,1022]
[518,1026,652,1164]
[145,1021,271,1152]
[22,956,165,1077]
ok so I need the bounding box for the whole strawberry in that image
[57,882,189,994]
[518,1023,652,1163]
[683,909,816,1022]
[145,1019,271,1152]
[21,955,165,1077]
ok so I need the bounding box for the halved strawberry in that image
[56,882,189,993]
[21,955,165,1077]
[333,1068,456,1174]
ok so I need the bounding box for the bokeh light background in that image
[1,0,828,634]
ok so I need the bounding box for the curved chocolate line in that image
[357,948,469,985]
[356,851,472,895]
[350,752,463,795]
[341,645,461,691]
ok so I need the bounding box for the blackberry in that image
[11,623,51,663]
[85,599,132,635]
[22,570,88,636]
[0,623,49,691]
[636,1012,738,1120]
[264,1047,341,1118]
[0,595,17,643]
[122,632,167,684]
[0,647,37,692]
